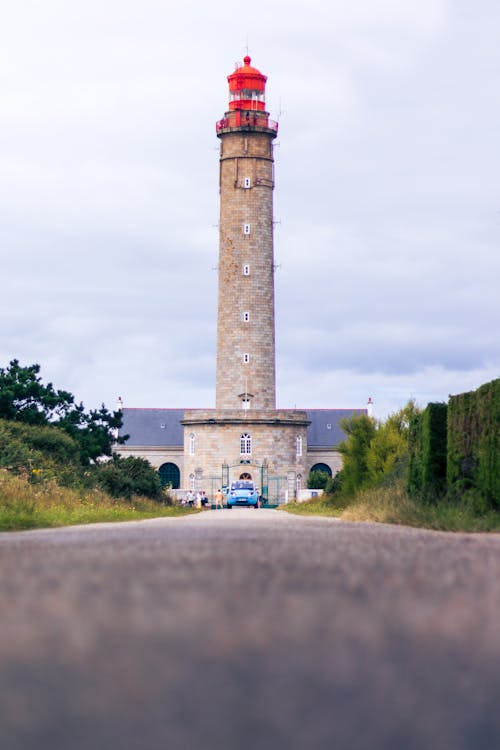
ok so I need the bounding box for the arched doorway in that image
[310,462,332,477]
[158,462,180,489]
[239,472,252,480]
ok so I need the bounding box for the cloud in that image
[0,0,498,419]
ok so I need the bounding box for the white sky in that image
[1,0,499,419]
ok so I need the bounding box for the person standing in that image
[215,488,224,509]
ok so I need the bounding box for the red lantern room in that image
[228,55,267,112]
[216,55,278,136]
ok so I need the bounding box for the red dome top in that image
[227,55,267,100]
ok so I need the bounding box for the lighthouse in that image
[181,55,310,498]
[215,55,278,411]
[117,56,370,500]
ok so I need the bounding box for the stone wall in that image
[117,445,184,475]
[306,449,343,477]
[182,409,309,500]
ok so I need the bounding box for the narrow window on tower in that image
[243,264,250,276]
[296,435,303,457]
[243,223,250,235]
[244,177,251,189]
[243,353,250,364]
[243,311,250,322]
[189,433,196,456]
[240,433,252,455]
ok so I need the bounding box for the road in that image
[1,509,500,750]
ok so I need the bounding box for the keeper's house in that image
[118,406,367,501]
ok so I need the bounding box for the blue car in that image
[226,480,260,509]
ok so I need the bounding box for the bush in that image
[0,418,81,477]
[97,456,163,500]
[307,470,330,489]
[338,414,377,496]
[325,472,343,495]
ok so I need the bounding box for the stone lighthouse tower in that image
[215,55,278,411]
[182,56,309,499]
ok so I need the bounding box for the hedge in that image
[407,403,447,501]
[447,378,500,507]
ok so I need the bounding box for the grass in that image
[0,470,198,532]
[282,494,344,518]
[282,483,500,533]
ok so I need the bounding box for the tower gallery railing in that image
[216,114,279,134]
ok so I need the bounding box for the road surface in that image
[1,509,500,749]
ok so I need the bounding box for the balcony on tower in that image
[216,56,278,136]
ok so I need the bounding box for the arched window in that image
[240,433,252,455]
[296,474,302,493]
[189,473,195,490]
[158,462,180,489]
[296,435,303,457]
[189,433,196,456]
[310,462,332,477]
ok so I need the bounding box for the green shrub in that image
[325,472,343,495]
[97,456,163,500]
[0,418,81,478]
[307,470,330,489]
[338,414,377,496]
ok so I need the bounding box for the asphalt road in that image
[1,509,500,750]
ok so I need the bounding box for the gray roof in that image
[119,407,367,449]
[120,408,185,446]
[305,409,368,447]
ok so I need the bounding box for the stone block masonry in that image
[216,128,277,411]
[182,410,310,497]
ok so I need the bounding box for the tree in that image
[366,401,419,487]
[307,470,330,489]
[339,402,420,496]
[0,359,125,464]
[58,403,125,464]
[338,414,376,496]
[0,360,74,424]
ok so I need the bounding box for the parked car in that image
[226,480,259,509]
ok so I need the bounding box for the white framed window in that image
[243,264,250,276]
[296,435,302,457]
[243,353,250,364]
[189,433,196,456]
[243,223,250,235]
[243,311,250,322]
[244,177,251,188]
[240,433,252,455]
